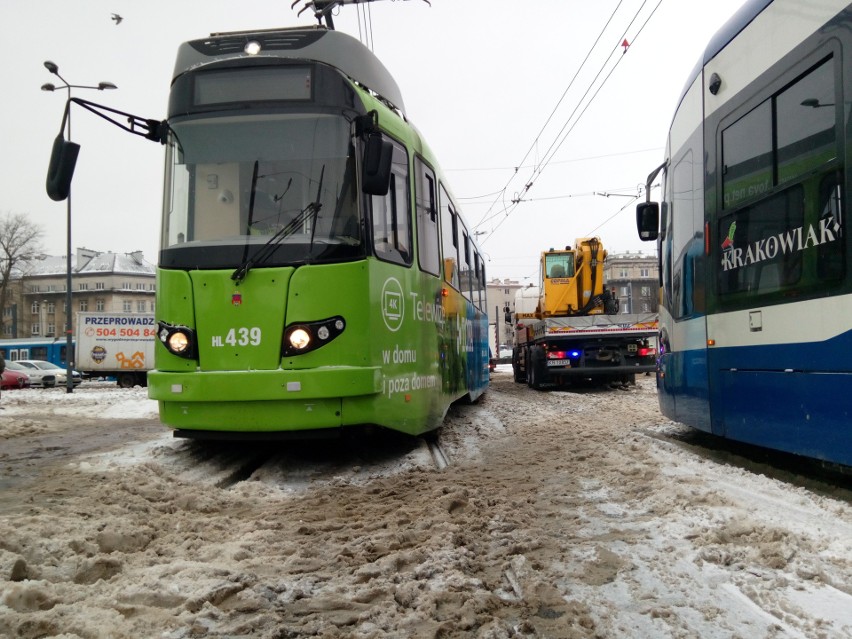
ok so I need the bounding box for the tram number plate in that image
[547,359,570,367]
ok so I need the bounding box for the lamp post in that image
[42,61,116,393]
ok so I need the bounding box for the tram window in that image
[480,256,486,308]
[718,185,804,298]
[776,59,835,185]
[671,150,702,319]
[371,141,411,266]
[439,185,460,289]
[415,159,440,276]
[723,58,836,209]
[816,175,844,281]
[462,231,472,301]
[723,100,772,209]
[473,252,482,308]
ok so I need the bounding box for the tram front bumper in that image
[148,366,382,432]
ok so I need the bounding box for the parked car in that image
[1,368,30,390]
[17,360,83,386]
[6,360,55,388]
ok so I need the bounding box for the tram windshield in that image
[161,112,362,268]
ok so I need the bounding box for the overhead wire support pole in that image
[42,61,117,393]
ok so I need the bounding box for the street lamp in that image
[42,60,116,393]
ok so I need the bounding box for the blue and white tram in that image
[0,337,72,367]
[637,0,852,466]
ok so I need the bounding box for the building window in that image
[641,286,651,297]
[96,299,105,311]
[640,268,650,277]
[47,302,55,314]
[619,269,629,278]
[150,301,156,312]
[31,301,40,314]
[149,284,156,291]
[78,283,89,291]
[137,301,146,312]
[96,282,105,290]
[79,300,88,312]
[123,300,132,312]
[47,323,55,335]
[31,323,40,335]
[620,286,629,296]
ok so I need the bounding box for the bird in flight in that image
[111,13,123,25]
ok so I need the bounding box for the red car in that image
[1,368,31,390]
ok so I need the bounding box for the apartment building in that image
[2,248,156,338]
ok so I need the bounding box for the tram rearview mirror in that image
[636,201,659,241]
[362,133,392,196]
[45,133,80,202]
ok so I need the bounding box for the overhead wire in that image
[476,0,665,244]
[526,0,663,188]
[472,0,626,231]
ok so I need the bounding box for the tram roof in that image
[173,26,406,115]
[677,0,773,111]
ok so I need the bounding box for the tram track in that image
[424,435,449,470]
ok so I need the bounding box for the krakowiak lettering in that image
[721,215,841,271]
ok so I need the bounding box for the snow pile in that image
[1,373,851,638]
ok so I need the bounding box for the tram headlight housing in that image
[282,316,345,357]
[157,321,198,360]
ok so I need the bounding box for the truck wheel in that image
[527,350,542,390]
[117,373,137,389]
[512,355,525,383]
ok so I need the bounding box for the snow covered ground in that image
[1,370,851,638]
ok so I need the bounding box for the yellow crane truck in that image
[508,238,657,389]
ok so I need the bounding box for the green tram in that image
[146,26,490,437]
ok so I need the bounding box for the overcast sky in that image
[2,0,746,281]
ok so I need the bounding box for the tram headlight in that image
[282,316,346,357]
[157,321,198,360]
[168,332,190,353]
[288,327,312,351]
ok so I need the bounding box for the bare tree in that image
[0,213,45,335]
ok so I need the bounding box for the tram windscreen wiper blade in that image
[231,165,325,283]
[246,161,259,230]
[308,165,325,248]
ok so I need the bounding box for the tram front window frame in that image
[160,111,364,269]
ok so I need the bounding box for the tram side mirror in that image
[636,201,660,241]
[46,134,80,202]
[362,133,392,196]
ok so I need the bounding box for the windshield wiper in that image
[231,165,325,283]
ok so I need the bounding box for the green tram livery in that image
[145,26,489,436]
